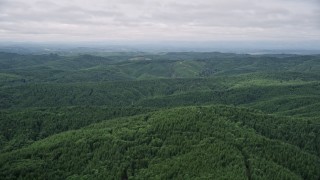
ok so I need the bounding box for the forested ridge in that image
[0,52,320,179]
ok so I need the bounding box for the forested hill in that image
[0,52,320,179]
[0,52,320,85]
[1,106,319,179]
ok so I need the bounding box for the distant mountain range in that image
[1,41,319,55]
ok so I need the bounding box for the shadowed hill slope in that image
[0,106,319,179]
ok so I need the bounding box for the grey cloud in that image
[0,0,319,41]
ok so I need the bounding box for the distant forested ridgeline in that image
[0,51,320,179]
[0,52,320,85]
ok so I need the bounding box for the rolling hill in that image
[0,52,319,179]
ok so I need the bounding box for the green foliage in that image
[0,106,319,179]
[0,106,156,152]
[1,52,320,179]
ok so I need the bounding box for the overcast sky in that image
[0,0,319,42]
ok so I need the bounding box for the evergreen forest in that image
[0,52,320,179]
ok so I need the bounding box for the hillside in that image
[0,52,319,179]
[1,106,319,179]
[1,52,320,85]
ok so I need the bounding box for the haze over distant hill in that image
[1,41,320,55]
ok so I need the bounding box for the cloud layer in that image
[0,0,319,41]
